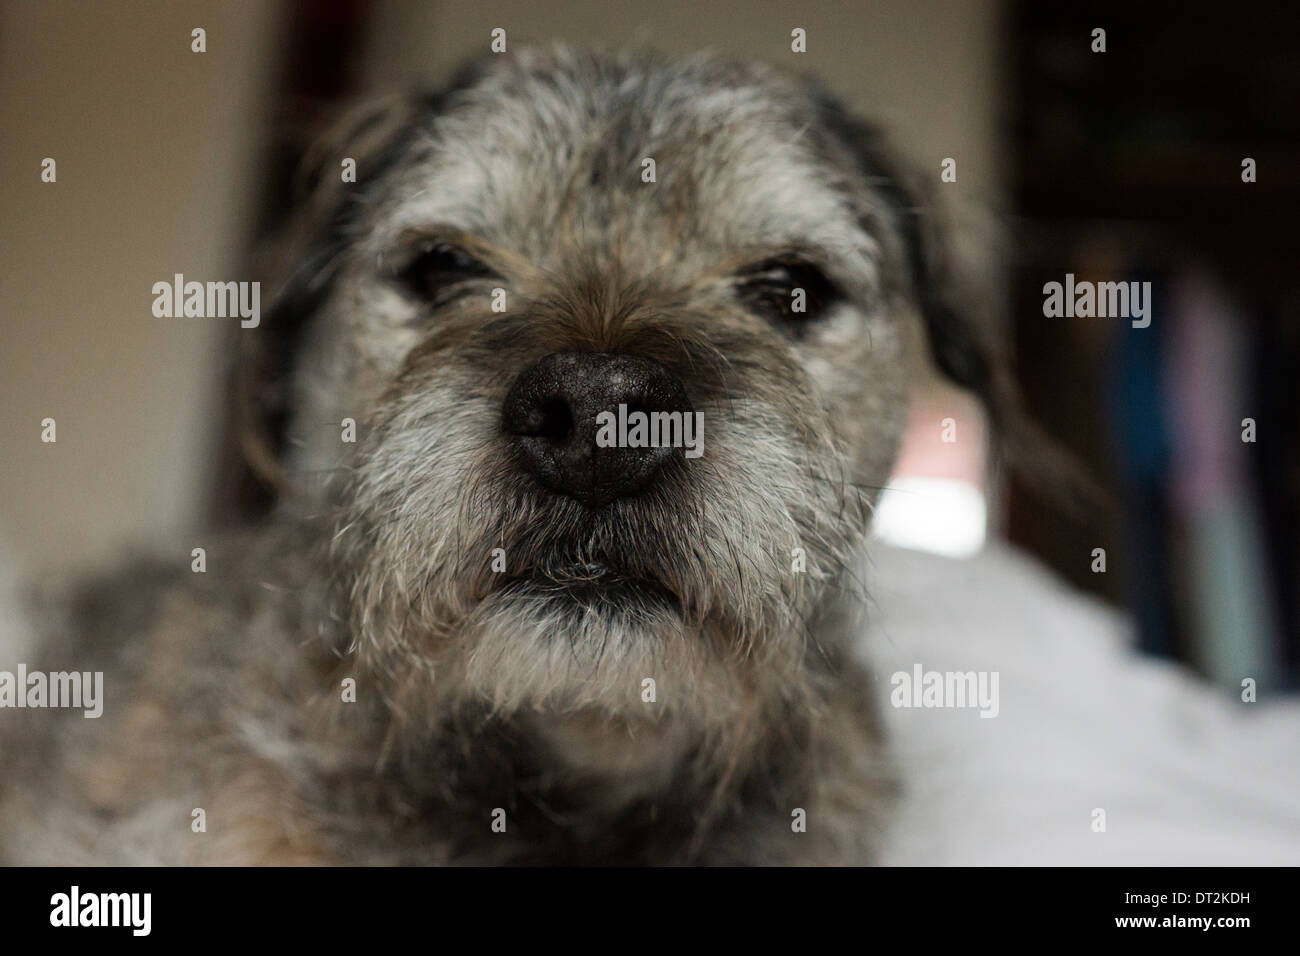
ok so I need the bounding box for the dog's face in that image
[263,49,983,752]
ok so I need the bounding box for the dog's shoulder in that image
[0,522,342,864]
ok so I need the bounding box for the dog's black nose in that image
[502,351,692,508]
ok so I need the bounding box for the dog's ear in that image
[234,92,429,496]
[234,65,488,501]
[806,87,1014,431]
[807,86,1098,509]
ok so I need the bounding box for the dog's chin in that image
[497,569,685,622]
[476,565,691,670]
[445,566,758,724]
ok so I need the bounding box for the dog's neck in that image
[363,704,808,864]
[287,513,844,863]
[305,642,817,863]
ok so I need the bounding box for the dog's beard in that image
[330,380,870,729]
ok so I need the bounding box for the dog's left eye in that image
[736,258,843,333]
[392,240,499,302]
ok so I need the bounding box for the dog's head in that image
[249,47,1000,739]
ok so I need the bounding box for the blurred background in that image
[2,0,1297,693]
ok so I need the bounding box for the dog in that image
[0,46,1008,865]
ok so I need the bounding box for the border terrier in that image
[0,47,1008,865]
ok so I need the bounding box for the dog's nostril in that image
[536,397,573,442]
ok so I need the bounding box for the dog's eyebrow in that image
[381,225,538,279]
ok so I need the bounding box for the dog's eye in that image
[736,258,842,333]
[393,240,499,302]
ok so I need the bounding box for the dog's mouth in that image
[498,562,684,617]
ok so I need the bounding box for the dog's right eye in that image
[392,240,499,302]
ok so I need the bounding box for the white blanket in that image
[860,542,1300,865]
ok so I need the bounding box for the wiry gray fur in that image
[0,46,993,864]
